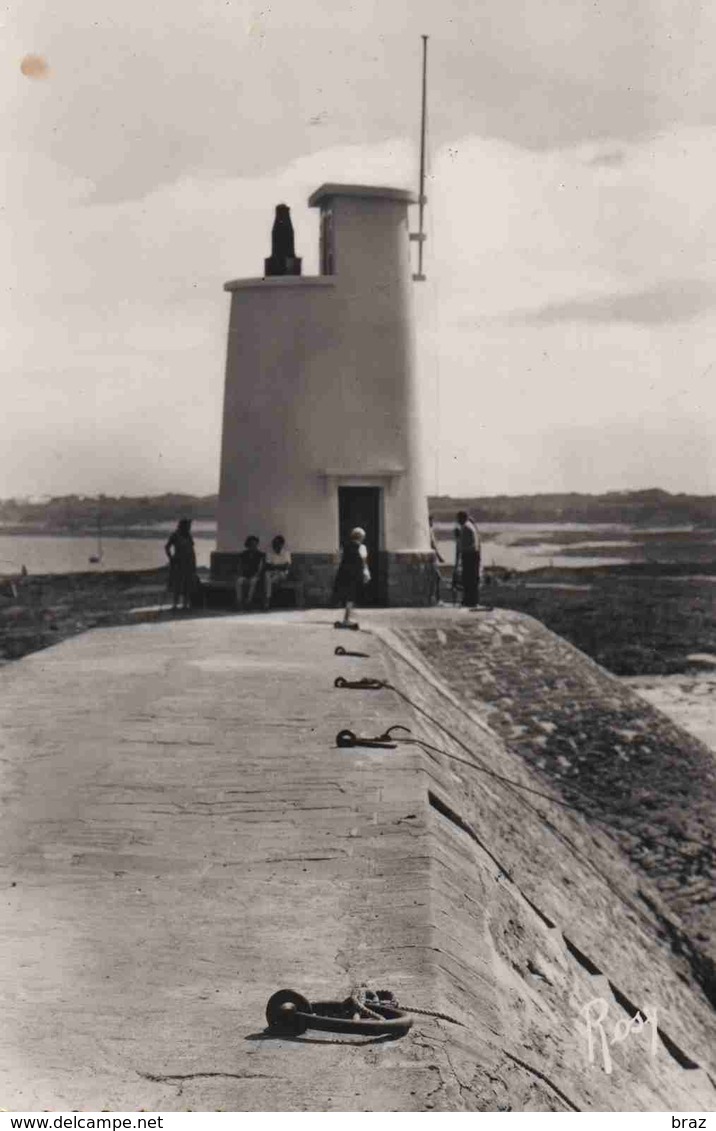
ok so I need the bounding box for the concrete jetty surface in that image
[1,608,715,1111]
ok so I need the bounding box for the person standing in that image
[455,511,481,608]
[451,524,463,604]
[165,518,197,612]
[333,527,370,626]
[429,515,445,604]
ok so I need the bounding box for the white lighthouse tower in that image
[212,183,434,606]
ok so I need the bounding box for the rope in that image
[343,673,715,858]
[348,990,387,1022]
[351,987,463,1027]
[391,685,715,857]
[394,1001,464,1027]
[385,685,715,858]
[395,729,583,813]
[360,681,588,812]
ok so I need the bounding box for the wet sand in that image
[624,662,716,756]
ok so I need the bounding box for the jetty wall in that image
[0,608,714,1110]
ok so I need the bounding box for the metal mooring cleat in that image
[333,676,386,690]
[265,988,413,1037]
[335,728,397,749]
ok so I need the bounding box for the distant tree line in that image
[0,494,219,531]
[430,488,715,526]
[0,488,713,531]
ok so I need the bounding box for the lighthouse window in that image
[320,208,334,275]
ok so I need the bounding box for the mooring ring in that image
[265,988,413,1037]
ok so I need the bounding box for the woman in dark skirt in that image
[165,518,197,611]
[333,527,370,627]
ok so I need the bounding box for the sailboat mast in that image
[412,35,429,282]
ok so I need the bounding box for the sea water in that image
[0,532,215,576]
[0,522,713,577]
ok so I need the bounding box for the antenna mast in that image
[411,34,428,282]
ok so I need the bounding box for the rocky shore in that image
[484,565,716,675]
[0,567,173,663]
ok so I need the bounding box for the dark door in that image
[338,486,382,605]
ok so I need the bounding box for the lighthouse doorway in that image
[338,486,383,605]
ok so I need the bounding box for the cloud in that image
[509,280,716,326]
[585,149,626,168]
[3,100,716,497]
[0,137,415,496]
[527,416,716,495]
[8,0,716,203]
[426,125,716,326]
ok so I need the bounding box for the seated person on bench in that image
[263,535,292,609]
[236,536,265,609]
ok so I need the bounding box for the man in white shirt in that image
[429,515,445,604]
[455,510,481,608]
[263,534,292,610]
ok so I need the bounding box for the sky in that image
[3,0,716,499]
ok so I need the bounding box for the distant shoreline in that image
[1,487,714,534]
[0,525,217,540]
[1,520,710,541]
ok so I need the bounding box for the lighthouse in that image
[212,183,434,606]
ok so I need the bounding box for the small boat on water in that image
[89,517,103,564]
[0,559,27,600]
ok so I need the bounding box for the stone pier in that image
[1,608,715,1111]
